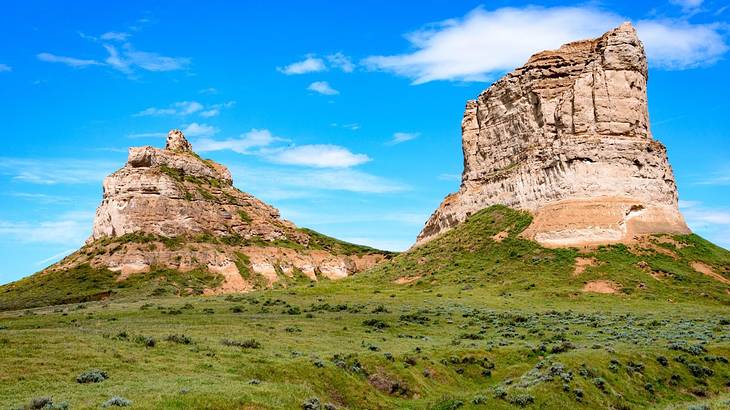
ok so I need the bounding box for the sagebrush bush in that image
[102,396,131,407]
[76,369,108,384]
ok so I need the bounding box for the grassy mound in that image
[0,206,728,408]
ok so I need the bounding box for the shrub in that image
[656,355,669,366]
[302,397,321,410]
[165,334,192,345]
[76,369,108,384]
[25,397,68,409]
[593,377,606,391]
[509,393,535,407]
[221,338,261,349]
[283,306,301,315]
[134,335,156,347]
[102,396,132,407]
[362,318,389,329]
[472,394,488,405]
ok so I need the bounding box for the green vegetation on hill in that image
[0,206,728,409]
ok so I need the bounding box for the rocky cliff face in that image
[418,23,690,247]
[50,130,390,294]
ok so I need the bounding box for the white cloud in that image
[182,123,219,138]
[0,211,94,245]
[387,132,419,145]
[199,87,218,95]
[7,192,70,204]
[327,52,355,72]
[126,132,166,139]
[100,31,129,41]
[35,248,77,266]
[134,101,204,117]
[278,55,326,75]
[267,144,369,168]
[636,20,728,69]
[0,63,11,72]
[195,129,279,154]
[0,158,116,185]
[37,52,103,68]
[307,81,339,95]
[363,6,728,84]
[680,200,730,249]
[230,165,407,194]
[39,31,189,76]
[670,0,703,11]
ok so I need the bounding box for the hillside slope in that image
[1,206,728,409]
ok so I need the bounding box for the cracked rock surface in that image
[418,23,689,247]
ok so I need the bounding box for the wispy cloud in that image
[6,192,71,204]
[696,169,730,186]
[37,52,103,68]
[327,52,355,72]
[230,165,407,194]
[363,6,728,84]
[307,81,339,95]
[35,248,77,266]
[134,101,202,116]
[199,87,218,95]
[100,31,130,41]
[387,132,419,145]
[670,0,704,12]
[0,211,94,245]
[0,158,116,185]
[39,30,189,76]
[267,144,370,168]
[134,100,234,117]
[182,122,219,138]
[0,63,12,72]
[636,19,728,69]
[278,53,356,75]
[438,173,461,181]
[278,55,326,75]
[331,123,361,131]
[680,200,730,249]
[126,131,166,139]
[195,129,280,154]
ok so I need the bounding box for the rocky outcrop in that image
[51,130,391,293]
[418,23,690,247]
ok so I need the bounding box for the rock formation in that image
[51,130,390,293]
[418,23,690,247]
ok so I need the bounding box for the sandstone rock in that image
[417,23,690,247]
[56,130,392,293]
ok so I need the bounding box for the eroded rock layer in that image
[418,23,689,247]
[51,130,391,293]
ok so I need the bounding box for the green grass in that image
[0,206,728,409]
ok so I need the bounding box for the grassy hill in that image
[0,206,728,409]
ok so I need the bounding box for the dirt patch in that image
[573,257,597,276]
[691,262,730,285]
[492,231,508,242]
[367,370,411,396]
[582,280,620,294]
[394,275,422,285]
[637,261,667,281]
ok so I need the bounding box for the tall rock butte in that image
[48,130,389,294]
[417,23,690,247]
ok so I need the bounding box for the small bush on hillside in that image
[362,318,389,329]
[165,334,192,344]
[221,338,261,349]
[22,397,68,409]
[134,335,156,347]
[101,396,131,407]
[472,394,488,405]
[508,393,535,407]
[302,397,321,410]
[77,369,108,383]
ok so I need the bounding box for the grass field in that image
[1,207,729,409]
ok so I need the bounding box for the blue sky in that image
[1,0,729,284]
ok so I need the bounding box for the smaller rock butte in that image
[49,130,389,293]
[417,23,690,248]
